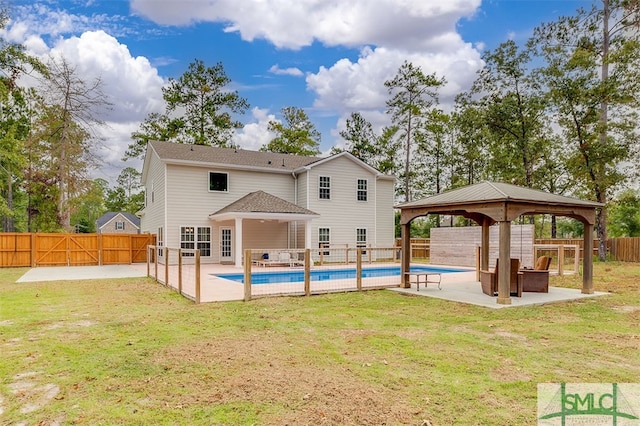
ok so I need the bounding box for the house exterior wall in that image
[303,156,387,250]
[139,151,166,238]
[375,178,396,247]
[140,144,396,265]
[163,164,295,263]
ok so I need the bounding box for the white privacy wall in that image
[429,225,535,268]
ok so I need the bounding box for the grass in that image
[1,262,639,425]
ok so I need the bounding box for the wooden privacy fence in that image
[0,233,155,267]
[608,237,640,262]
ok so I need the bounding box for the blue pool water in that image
[214,265,466,284]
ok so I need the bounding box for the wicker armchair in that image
[521,256,551,293]
[479,258,523,297]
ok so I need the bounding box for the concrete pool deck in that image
[15,263,609,308]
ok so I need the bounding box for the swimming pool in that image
[214,265,466,284]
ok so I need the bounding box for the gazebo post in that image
[582,223,594,294]
[497,220,512,305]
[481,218,490,271]
[401,221,411,288]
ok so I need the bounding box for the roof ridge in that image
[486,181,509,199]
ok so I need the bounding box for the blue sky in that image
[3,0,590,182]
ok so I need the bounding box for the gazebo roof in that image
[396,181,603,225]
[397,181,603,210]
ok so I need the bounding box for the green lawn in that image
[1,262,639,425]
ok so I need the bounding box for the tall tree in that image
[470,40,550,188]
[126,59,249,159]
[336,112,399,173]
[0,8,46,231]
[450,93,491,188]
[385,61,444,202]
[533,0,640,259]
[261,106,321,156]
[607,189,640,237]
[338,112,379,165]
[105,167,144,214]
[35,56,110,231]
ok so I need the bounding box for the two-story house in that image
[139,140,395,267]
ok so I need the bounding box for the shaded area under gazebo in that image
[396,181,604,305]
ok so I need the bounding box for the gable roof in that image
[141,140,394,182]
[148,140,320,172]
[96,212,140,229]
[397,181,603,209]
[209,191,318,221]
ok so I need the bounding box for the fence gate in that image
[0,233,156,267]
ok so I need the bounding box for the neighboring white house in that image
[96,212,140,234]
[138,140,396,267]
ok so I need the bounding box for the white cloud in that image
[46,31,165,123]
[129,0,485,146]
[130,0,481,50]
[232,107,277,151]
[94,121,144,182]
[268,64,304,77]
[307,44,483,116]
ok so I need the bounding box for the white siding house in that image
[139,140,396,266]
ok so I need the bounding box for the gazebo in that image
[396,182,604,305]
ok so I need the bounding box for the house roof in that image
[96,212,140,229]
[210,191,319,218]
[397,181,604,209]
[148,140,321,172]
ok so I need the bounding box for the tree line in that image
[1,2,639,259]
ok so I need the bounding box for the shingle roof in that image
[96,212,140,228]
[211,191,318,216]
[149,140,321,171]
[397,181,604,209]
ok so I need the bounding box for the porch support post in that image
[305,220,312,249]
[401,221,411,288]
[497,220,512,305]
[582,223,594,294]
[235,217,243,267]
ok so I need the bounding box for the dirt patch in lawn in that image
[148,336,425,425]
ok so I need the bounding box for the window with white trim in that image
[197,227,211,257]
[157,226,164,257]
[357,179,368,201]
[180,226,195,256]
[115,221,125,230]
[209,172,229,192]
[180,226,211,257]
[318,227,330,255]
[319,176,330,200]
[356,228,367,254]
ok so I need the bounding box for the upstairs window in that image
[115,221,125,230]
[209,172,229,192]
[319,176,330,200]
[357,179,368,201]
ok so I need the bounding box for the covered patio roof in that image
[208,190,319,222]
[396,181,604,305]
[208,190,318,267]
